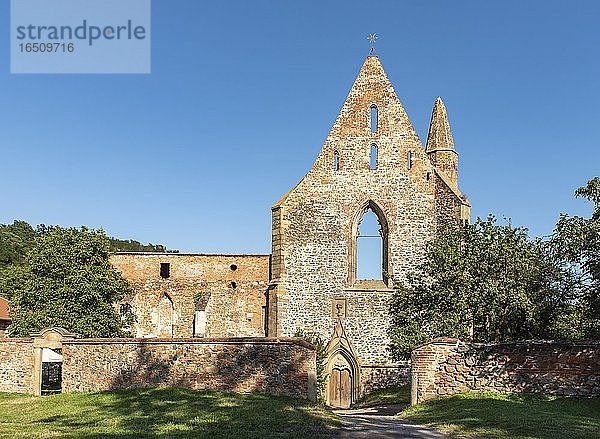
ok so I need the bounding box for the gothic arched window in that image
[350,201,388,284]
[334,150,340,171]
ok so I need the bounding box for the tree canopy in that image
[547,177,600,338]
[388,216,558,359]
[1,226,133,337]
[0,221,37,267]
[389,177,600,359]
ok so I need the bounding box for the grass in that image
[400,391,600,439]
[353,385,411,408]
[0,388,339,439]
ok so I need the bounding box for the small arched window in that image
[370,144,378,170]
[407,150,412,170]
[370,105,378,132]
[334,150,340,171]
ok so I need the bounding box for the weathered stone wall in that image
[110,253,270,338]
[0,339,34,393]
[62,338,315,400]
[361,363,410,395]
[411,338,600,404]
[270,55,469,399]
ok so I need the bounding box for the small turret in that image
[426,97,458,187]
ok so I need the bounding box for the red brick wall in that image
[110,253,270,338]
[411,339,600,404]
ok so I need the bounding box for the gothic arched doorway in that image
[325,319,360,408]
[327,352,354,408]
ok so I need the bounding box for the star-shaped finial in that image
[367,33,378,55]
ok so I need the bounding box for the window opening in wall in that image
[160,262,170,278]
[427,172,431,181]
[370,144,378,170]
[356,208,383,280]
[231,281,237,289]
[334,150,340,171]
[157,294,174,337]
[119,303,132,318]
[230,264,238,271]
[41,348,62,395]
[407,150,412,170]
[370,105,378,132]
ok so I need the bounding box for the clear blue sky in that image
[1,1,598,253]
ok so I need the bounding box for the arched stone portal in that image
[325,319,359,408]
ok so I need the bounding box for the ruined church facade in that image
[110,55,470,408]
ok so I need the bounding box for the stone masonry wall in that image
[411,339,600,404]
[271,56,468,382]
[361,363,410,395]
[0,339,34,394]
[111,254,270,338]
[62,337,316,400]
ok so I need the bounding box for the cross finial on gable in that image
[367,33,378,55]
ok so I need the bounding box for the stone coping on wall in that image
[114,252,271,257]
[0,338,33,344]
[62,336,315,349]
[414,338,600,351]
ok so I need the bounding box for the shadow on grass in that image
[0,388,337,439]
[400,392,600,439]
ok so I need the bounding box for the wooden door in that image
[328,368,351,408]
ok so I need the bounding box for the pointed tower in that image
[426,97,458,187]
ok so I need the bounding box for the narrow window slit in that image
[370,105,378,132]
[370,144,378,169]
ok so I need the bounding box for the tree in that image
[389,216,558,359]
[107,238,169,253]
[3,226,133,338]
[548,177,600,338]
[0,220,37,267]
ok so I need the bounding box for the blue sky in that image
[1,1,598,253]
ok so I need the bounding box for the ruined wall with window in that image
[269,55,470,406]
[110,253,270,338]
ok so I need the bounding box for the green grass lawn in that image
[0,388,338,439]
[400,392,600,439]
[353,385,411,408]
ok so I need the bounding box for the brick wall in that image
[0,339,34,393]
[411,338,600,404]
[62,337,316,400]
[110,254,270,338]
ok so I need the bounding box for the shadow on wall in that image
[63,339,314,400]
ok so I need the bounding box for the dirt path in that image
[333,404,451,439]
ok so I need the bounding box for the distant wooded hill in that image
[0,220,173,267]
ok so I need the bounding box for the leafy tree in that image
[294,329,327,404]
[548,177,600,338]
[3,226,132,337]
[389,216,558,359]
[108,238,170,253]
[0,221,37,267]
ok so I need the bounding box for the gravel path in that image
[333,404,451,439]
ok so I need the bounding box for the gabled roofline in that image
[433,167,471,207]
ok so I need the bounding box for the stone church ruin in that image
[110,54,470,408]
